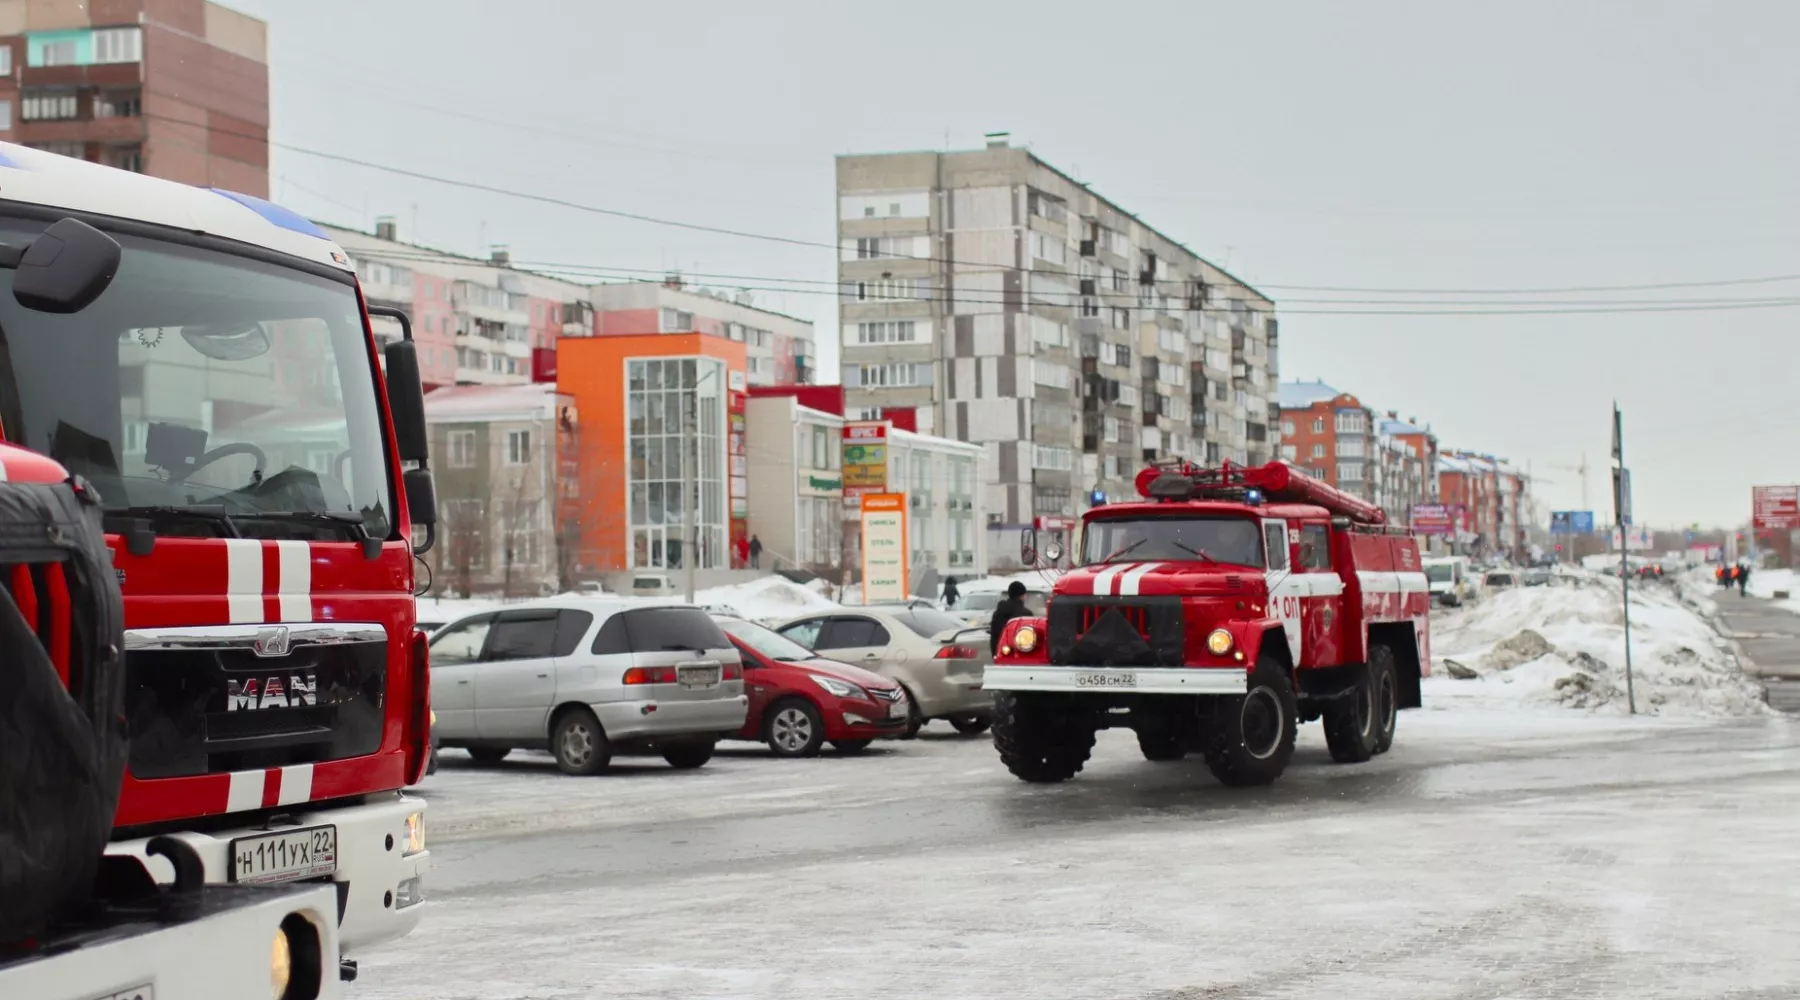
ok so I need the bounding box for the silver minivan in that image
[428,598,749,774]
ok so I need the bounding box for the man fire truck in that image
[0,143,437,976]
[985,460,1431,787]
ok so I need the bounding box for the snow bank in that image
[413,575,840,630]
[1427,573,1768,718]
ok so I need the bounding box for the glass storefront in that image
[627,357,727,570]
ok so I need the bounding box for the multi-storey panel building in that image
[836,137,1278,552]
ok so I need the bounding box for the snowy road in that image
[356,707,1800,1000]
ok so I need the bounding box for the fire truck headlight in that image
[1206,628,1235,656]
[1013,626,1039,654]
[405,811,426,856]
[271,925,292,999]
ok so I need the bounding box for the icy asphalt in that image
[356,704,1800,1000]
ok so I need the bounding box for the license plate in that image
[887,697,908,719]
[229,825,337,885]
[1075,671,1137,689]
[677,665,721,688]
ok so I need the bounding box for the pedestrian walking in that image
[941,575,960,610]
[988,581,1031,657]
[1738,563,1752,597]
[748,534,762,570]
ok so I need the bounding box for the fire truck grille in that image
[124,637,387,780]
[1047,596,1185,668]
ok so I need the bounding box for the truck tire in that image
[1370,644,1400,755]
[992,691,1095,783]
[662,740,716,770]
[1322,662,1378,764]
[1202,655,1297,787]
[1136,730,1186,761]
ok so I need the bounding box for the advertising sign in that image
[729,393,748,556]
[842,422,889,498]
[1610,526,1654,552]
[1409,504,1454,536]
[1752,485,1800,530]
[1550,511,1596,535]
[859,493,908,605]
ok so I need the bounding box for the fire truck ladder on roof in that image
[1135,459,1405,532]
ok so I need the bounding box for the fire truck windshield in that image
[0,216,392,541]
[1081,516,1264,567]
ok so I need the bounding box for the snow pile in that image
[1744,567,1800,601]
[1428,573,1768,717]
[693,575,839,625]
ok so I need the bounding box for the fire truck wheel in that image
[1370,644,1400,755]
[1203,657,1297,787]
[551,708,613,776]
[1136,730,1187,761]
[992,692,1095,783]
[465,746,510,765]
[662,740,717,770]
[1322,663,1379,764]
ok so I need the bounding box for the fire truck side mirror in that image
[383,339,431,464]
[1020,528,1037,565]
[403,467,437,553]
[3,218,121,314]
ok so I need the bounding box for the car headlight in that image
[404,812,426,857]
[1012,625,1039,653]
[810,675,866,700]
[1206,628,1235,656]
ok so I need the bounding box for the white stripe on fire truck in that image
[1091,564,1129,596]
[276,763,314,806]
[276,540,311,622]
[225,769,264,813]
[1116,562,1162,596]
[0,454,8,481]
[224,538,264,624]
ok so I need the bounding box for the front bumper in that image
[984,664,1249,696]
[107,789,428,956]
[594,694,749,742]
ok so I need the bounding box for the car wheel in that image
[465,746,510,765]
[764,698,826,758]
[901,686,925,739]
[947,714,992,736]
[662,740,716,770]
[832,739,873,754]
[550,709,611,776]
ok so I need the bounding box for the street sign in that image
[1550,510,1596,535]
[1752,485,1800,530]
[1613,468,1632,527]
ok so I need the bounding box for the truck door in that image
[1294,521,1345,667]
[1261,518,1301,663]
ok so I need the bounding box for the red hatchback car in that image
[712,615,911,756]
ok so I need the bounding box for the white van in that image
[1422,556,1473,607]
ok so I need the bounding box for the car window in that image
[621,607,730,653]
[818,616,890,649]
[429,614,494,666]
[1264,522,1289,571]
[717,618,815,661]
[554,610,594,656]
[1298,524,1332,570]
[486,611,559,661]
[591,614,630,655]
[778,618,824,649]
[962,593,1001,611]
[891,608,966,638]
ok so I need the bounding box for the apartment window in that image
[659,308,694,332]
[1335,409,1367,434]
[93,27,142,64]
[1111,343,1131,368]
[1338,462,1364,483]
[38,40,77,66]
[1104,416,1121,443]
[506,430,531,465]
[443,499,487,570]
[1281,444,1298,461]
[0,46,11,76]
[853,236,920,260]
[1032,359,1070,389]
[1117,384,1140,408]
[1311,444,1325,458]
[854,320,917,344]
[448,430,477,468]
[94,90,141,118]
[0,100,10,131]
[855,278,920,301]
[1281,420,1295,437]
[1030,231,1067,265]
[1110,307,1131,331]
[1032,445,1074,472]
[21,92,77,121]
[1031,315,1067,348]
[1337,437,1366,459]
[1028,191,1068,225]
[1312,418,1325,434]
[854,362,926,388]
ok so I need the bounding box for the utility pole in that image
[1612,403,1636,714]
[684,389,698,604]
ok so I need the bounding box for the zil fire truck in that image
[0,142,438,977]
[985,460,1431,786]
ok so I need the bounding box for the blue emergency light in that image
[1245,488,1265,505]
[1090,490,1107,506]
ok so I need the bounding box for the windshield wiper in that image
[230,511,382,560]
[1172,541,1217,563]
[1098,538,1146,563]
[106,505,242,555]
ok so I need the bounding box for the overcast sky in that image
[223,0,1800,530]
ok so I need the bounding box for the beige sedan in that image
[774,606,993,737]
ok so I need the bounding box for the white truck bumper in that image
[984,664,1249,695]
[107,790,428,956]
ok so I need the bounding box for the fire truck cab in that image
[985,460,1431,786]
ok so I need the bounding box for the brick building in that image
[0,0,268,194]
[1278,380,1377,499]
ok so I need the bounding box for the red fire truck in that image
[0,143,437,971]
[985,460,1431,786]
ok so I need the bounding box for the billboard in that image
[1409,503,1456,536]
[842,422,889,497]
[859,493,908,605]
[1753,485,1800,530]
[1550,510,1596,535]
[1610,526,1654,552]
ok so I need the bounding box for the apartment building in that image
[1376,414,1438,526]
[836,137,1278,551]
[1438,451,1531,558]
[1279,380,1377,498]
[0,0,268,194]
[423,383,576,597]
[593,279,815,387]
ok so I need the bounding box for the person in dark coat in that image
[989,581,1031,657]
[941,575,960,610]
[1738,563,1752,597]
[747,534,762,569]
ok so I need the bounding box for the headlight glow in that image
[270,927,292,999]
[405,812,426,856]
[1012,625,1039,653]
[1206,628,1235,656]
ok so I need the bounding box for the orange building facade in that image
[556,333,748,579]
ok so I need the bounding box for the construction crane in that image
[1545,453,1591,511]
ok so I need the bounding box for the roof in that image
[0,143,351,272]
[1278,380,1343,409]
[425,383,561,423]
[1380,418,1425,436]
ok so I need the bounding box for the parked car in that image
[711,614,909,756]
[1423,556,1475,607]
[773,606,992,737]
[1482,569,1518,590]
[427,598,748,775]
[1522,568,1553,587]
[949,587,1048,628]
